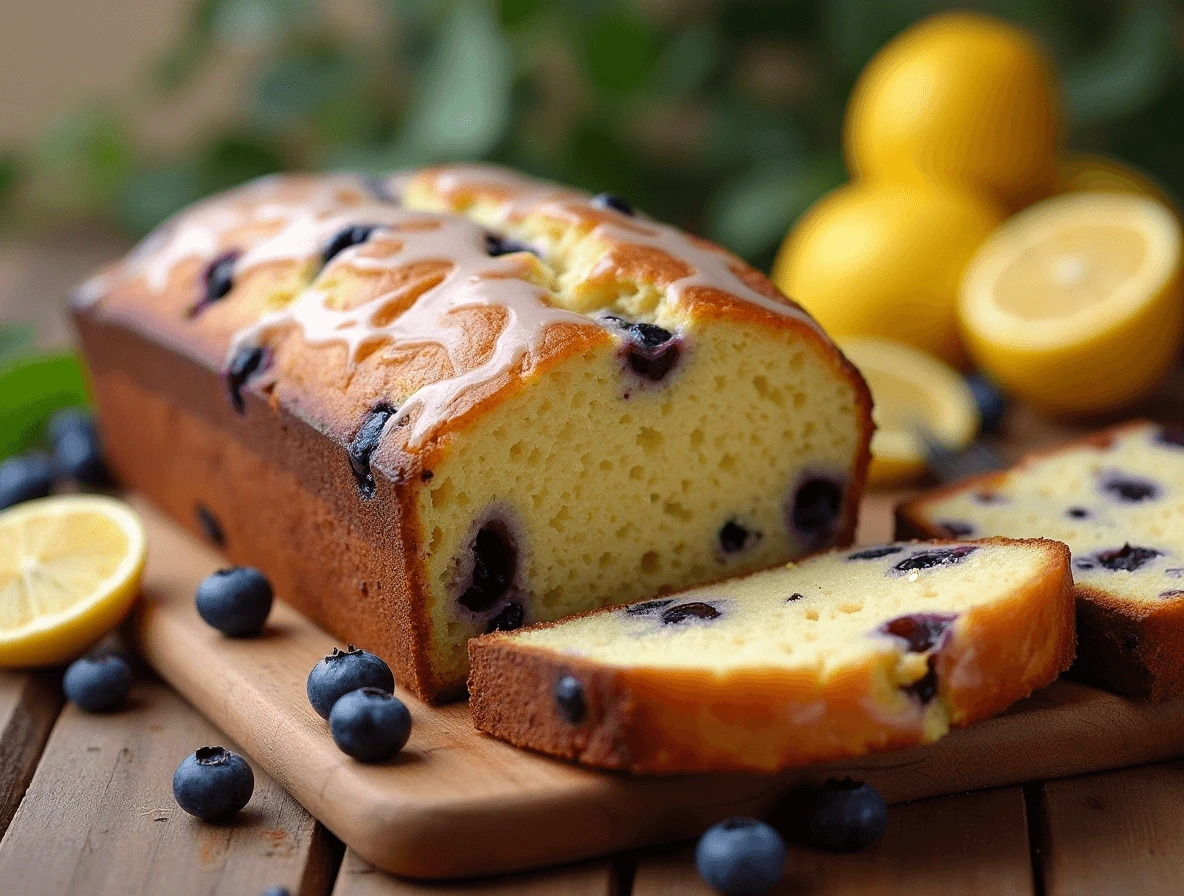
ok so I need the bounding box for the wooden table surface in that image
[4,234,1184,895]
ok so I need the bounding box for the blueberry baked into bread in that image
[73,165,873,701]
[898,421,1184,700]
[468,537,1074,772]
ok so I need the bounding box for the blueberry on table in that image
[306,645,395,719]
[195,567,273,637]
[695,817,786,895]
[47,408,109,487]
[172,746,254,821]
[0,454,55,510]
[329,687,412,762]
[63,654,131,713]
[803,779,888,852]
[261,888,291,896]
[964,372,1007,434]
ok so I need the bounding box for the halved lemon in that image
[0,495,146,667]
[959,192,1184,417]
[839,337,979,487]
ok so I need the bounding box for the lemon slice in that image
[0,495,146,667]
[959,192,1184,416]
[839,337,979,487]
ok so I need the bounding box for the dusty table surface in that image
[4,234,1184,895]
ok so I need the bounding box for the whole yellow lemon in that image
[773,179,1005,368]
[844,11,1061,208]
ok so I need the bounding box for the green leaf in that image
[0,324,36,362]
[583,11,658,95]
[650,28,719,97]
[398,0,513,161]
[0,351,89,460]
[1063,3,1177,126]
[113,165,205,236]
[38,108,136,213]
[253,47,356,129]
[197,134,284,192]
[706,155,845,261]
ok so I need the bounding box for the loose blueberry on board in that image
[590,193,634,216]
[329,687,413,762]
[554,675,586,723]
[695,817,786,896]
[323,224,380,265]
[803,779,889,852]
[63,654,132,713]
[261,887,292,896]
[51,420,110,487]
[880,613,957,653]
[486,601,525,633]
[848,545,903,561]
[459,526,516,613]
[0,454,55,510]
[225,346,268,414]
[306,645,396,719]
[964,372,1007,434]
[661,602,721,624]
[347,405,397,498]
[893,546,977,573]
[195,567,274,637]
[172,746,254,821]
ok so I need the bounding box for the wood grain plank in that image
[632,787,1033,896]
[332,851,616,896]
[0,678,339,896]
[1040,761,1184,896]
[0,671,63,840]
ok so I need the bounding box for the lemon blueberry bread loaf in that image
[72,165,873,701]
[898,421,1184,700]
[468,537,1074,772]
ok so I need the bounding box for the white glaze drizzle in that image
[88,164,822,454]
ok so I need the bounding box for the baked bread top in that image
[76,165,853,474]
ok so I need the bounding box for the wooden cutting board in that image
[130,491,1184,880]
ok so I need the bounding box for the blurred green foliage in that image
[0,324,89,458]
[1,0,1182,271]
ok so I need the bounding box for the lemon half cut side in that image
[959,192,1184,417]
[0,495,147,668]
[838,337,979,487]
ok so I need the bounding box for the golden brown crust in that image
[76,164,874,701]
[467,537,1074,773]
[895,420,1184,701]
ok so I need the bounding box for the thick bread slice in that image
[468,537,1074,773]
[898,420,1184,700]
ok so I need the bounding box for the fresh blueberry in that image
[52,423,109,487]
[0,453,54,510]
[803,780,888,852]
[347,405,397,499]
[486,601,525,633]
[306,645,395,719]
[590,193,634,216]
[459,526,515,613]
[695,817,786,896]
[965,372,1007,434]
[329,687,412,762]
[261,888,292,896]
[323,224,380,265]
[554,675,585,723]
[172,746,254,821]
[63,654,131,713]
[195,567,273,637]
[225,345,267,414]
[661,602,720,624]
[893,546,977,572]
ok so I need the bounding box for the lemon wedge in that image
[839,337,979,487]
[959,192,1184,416]
[0,495,146,667]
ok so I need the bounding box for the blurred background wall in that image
[0,0,1181,271]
